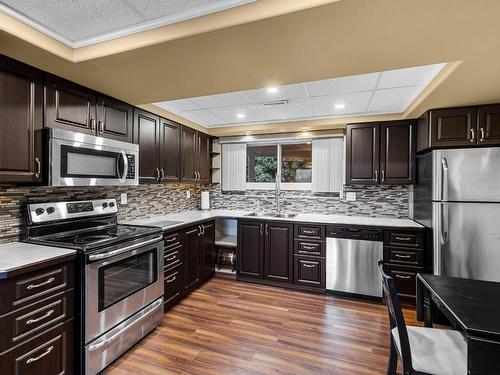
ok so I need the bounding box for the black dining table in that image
[416,273,500,375]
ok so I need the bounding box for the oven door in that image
[85,235,163,343]
[49,130,138,186]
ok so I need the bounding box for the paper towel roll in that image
[201,191,210,210]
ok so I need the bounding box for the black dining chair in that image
[377,260,467,375]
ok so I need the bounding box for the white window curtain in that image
[221,143,247,191]
[311,138,344,193]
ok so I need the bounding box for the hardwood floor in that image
[104,276,418,375]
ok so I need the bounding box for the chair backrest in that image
[377,260,413,373]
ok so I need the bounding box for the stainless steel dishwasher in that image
[326,225,383,298]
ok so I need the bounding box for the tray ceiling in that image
[154,63,446,128]
[0,0,255,47]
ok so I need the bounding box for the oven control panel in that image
[126,154,135,179]
[28,199,118,223]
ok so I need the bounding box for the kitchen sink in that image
[246,212,297,219]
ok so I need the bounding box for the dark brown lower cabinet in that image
[294,255,326,288]
[237,221,264,279]
[183,226,200,291]
[264,222,293,283]
[199,222,215,279]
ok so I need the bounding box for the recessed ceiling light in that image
[267,87,278,94]
[245,132,251,136]
[236,113,246,119]
[334,103,346,110]
[301,129,309,133]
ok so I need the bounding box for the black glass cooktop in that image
[31,224,161,251]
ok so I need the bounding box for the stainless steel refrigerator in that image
[414,147,500,281]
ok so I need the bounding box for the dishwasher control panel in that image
[326,226,383,241]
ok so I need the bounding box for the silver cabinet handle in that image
[156,168,160,182]
[26,345,54,364]
[480,127,485,142]
[395,236,411,241]
[165,237,177,243]
[88,236,162,261]
[260,224,263,235]
[470,128,475,142]
[303,263,316,268]
[166,275,176,283]
[381,170,385,182]
[161,169,165,179]
[90,117,96,133]
[395,274,411,280]
[201,225,205,236]
[165,255,176,262]
[395,254,411,259]
[26,309,55,325]
[35,157,41,179]
[27,277,55,290]
[374,170,378,182]
[302,230,315,235]
[302,245,317,251]
[98,119,104,134]
[265,223,268,235]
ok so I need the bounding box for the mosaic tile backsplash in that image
[0,183,408,244]
[209,184,409,218]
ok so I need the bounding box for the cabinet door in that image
[237,221,264,279]
[0,56,43,183]
[96,96,133,142]
[197,131,211,184]
[199,222,215,279]
[45,74,96,134]
[430,107,476,147]
[346,123,380,184]
[160,119,181,182]
[133,109,160,183]
[183,226,200,291]
[477,104,500,145]
[264,222,293,283]
[380,120,416,185]
[180,126,197,183]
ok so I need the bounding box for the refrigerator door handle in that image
[440,202,449,245]
[441,157,449,201]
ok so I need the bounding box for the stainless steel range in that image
[25,198,164,375]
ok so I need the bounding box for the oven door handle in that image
[87,298,163,352]
[88,236,163,261]
[117,150,128,184]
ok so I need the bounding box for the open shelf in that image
[215,235,237,248]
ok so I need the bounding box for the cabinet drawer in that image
[294,240,325,256]
[164,245,183,271]
[384,248,424,266]
[386,266,421,297]
[0,262,74,315]
[164,232,181,249]
[0,290,74,353]
[384,230,424,248]
[294,255,325,288]
[0,319,73,375]
[294,225,325,240]
[164,265,183,305]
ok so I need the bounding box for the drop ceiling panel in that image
[153,63,446,128]
[0,0,255,47]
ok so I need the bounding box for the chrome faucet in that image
[275,174,281,215]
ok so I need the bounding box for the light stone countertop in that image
[0,242,77,279]
[126,209,423,230]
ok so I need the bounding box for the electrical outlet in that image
[346,192,356,202]
[186,190,191,199]
[120,193,127,205]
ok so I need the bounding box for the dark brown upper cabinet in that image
[346,120,415,185]
[415,105,500,151]
[45,74,97,134]
[180,126,211,184]
[133,109,161,184]
[160,118,181,182]
[477,104,500,145]
[346,122,380,184]
[96,96,133,142]
[380,120,416,184]
[0,55,43,183]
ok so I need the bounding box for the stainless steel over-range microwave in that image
[45,128,138,186]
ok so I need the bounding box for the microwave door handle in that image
[117,151,128,183]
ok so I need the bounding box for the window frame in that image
[246,141,312,191]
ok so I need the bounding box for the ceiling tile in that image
[260,98,314,121]
[367,86,421,113]
[377,63,446,89]
[190,92,251,108]
[306,72,380,97]
[210,105,268,123]
[154,99,201,112]
[312,91,373,117]
[180,109,224,126]
[242,83,307,103]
